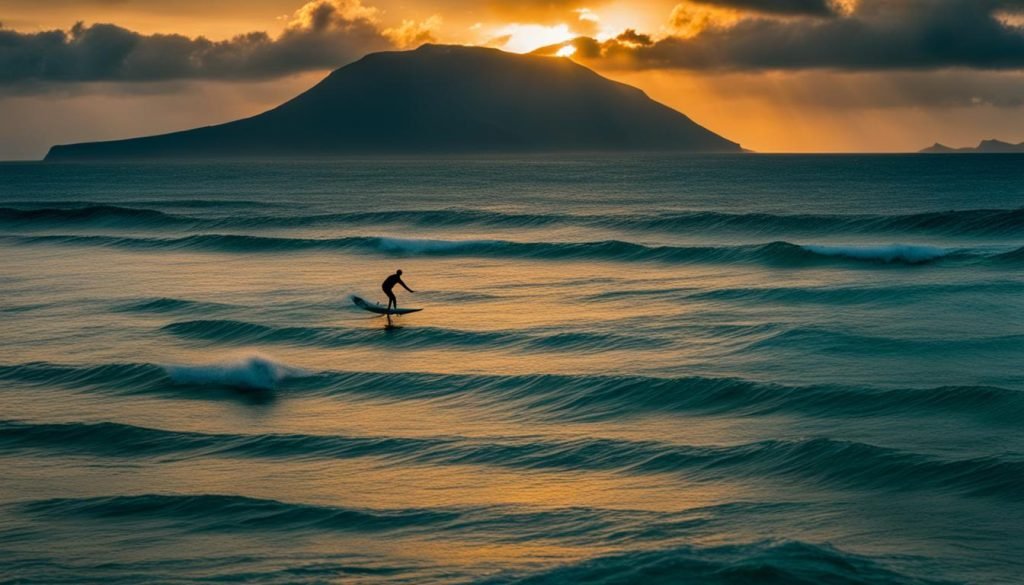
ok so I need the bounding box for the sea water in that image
[0,154,1022,584]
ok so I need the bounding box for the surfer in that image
[382,269,415,317]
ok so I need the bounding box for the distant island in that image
[45,44,741,160]
[921,139,1024,153]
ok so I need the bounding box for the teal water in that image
[1,155,1022,584]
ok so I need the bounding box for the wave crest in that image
[160,319,666,353]
[1,362,1020,422]
[801,243,949,264]
[4,203,1023,237]
[476,540,952,585]
[21,494,456,533]
[3,421,1021,499]
[163,354,303,391]
[5,234,996,267]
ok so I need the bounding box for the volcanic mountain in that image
[45,44,741,160]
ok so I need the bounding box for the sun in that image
[493,23,575,53]
[555,45,577,58]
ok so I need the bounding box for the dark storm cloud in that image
[537,0,1024,71]
[688,0,841,17]
[0,2,393,85]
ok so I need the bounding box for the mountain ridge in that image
[45,44,741,160]
[921,139,1024,153]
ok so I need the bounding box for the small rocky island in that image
[921,139,1024,153]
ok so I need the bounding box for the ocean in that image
[0,154,1021,584]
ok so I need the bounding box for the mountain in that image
[45,44,740,160]
[921,139,1024,153]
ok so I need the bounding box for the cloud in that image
[535,0,1024,71]
[688,0,843,17]
[667,3,740,38]
[289,0,381,27]
[676,69,1024,109]
[384,15,443,49]
[615,30,653,47]
[0,0,394,86]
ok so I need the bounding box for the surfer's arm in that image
[399,279,415,292]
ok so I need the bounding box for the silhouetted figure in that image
[382,270,414,322]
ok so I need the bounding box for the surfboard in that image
[352,295,423,315]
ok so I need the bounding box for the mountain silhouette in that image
[921,139,1024,153]
[45,44,740,160]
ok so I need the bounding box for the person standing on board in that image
[382,269,415,322]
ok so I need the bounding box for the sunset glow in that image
[491,23,576,54]
[2,2,1021,583]
[555,44,578,58]
[1,0,1024,157]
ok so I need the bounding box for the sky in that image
[2,0,1024,158]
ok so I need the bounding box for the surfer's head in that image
[396,269,403,276]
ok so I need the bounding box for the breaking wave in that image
[1,361,1020,423]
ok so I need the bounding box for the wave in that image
[157,317,1023,359]
[163,355,305,392]
[0,199,278,210]
[0,205,185,228]
[2,491,961,584]
[800,243,949,263]
[676,281,1024,305]
[10,492,953,584]
[994,245,1024,262]
[0,355,301,397]
[13,493,795,550]
[476,540,955,585]
[160,319,668,353]
[745,327,1024,355]
[2,361,1021,423]
[115,297,234,314]
[0,301,59,314]
[0,555,416,584]
[0,205,560,231]
[4,420,1020,499]
[3,204,1022,237]
[19,494,458,533]
[610,207,1024,238]
[3,234,1001,266]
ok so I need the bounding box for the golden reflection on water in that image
[3,446,755,513]
[1,242,839,374]
[0,239,846,574]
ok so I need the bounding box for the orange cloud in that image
[288,0,381,29]
[668,2,739,38]
[384,15,443,48]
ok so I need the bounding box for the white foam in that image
[163,353,302,391]
[802,243,949,263]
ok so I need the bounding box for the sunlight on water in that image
[1,156,1022,584]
